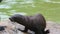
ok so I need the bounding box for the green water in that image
[0,0,60,22]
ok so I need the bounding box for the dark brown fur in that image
[9,14,49,34]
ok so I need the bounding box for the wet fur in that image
[9,14,49,34]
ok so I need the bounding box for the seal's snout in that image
[9,17,13,22]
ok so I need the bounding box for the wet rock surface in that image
[0,20,60,34]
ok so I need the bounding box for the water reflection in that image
[4,0,34,5]
[19,0,35,7]
[20,0,33,4]
[44,0,60,3]
[4,0,16,2]
[0,0,17,9]
[0,0,35,9]
[8,10,27,15]
[0,4,11,9]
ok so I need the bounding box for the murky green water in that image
[0,0,60,22]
